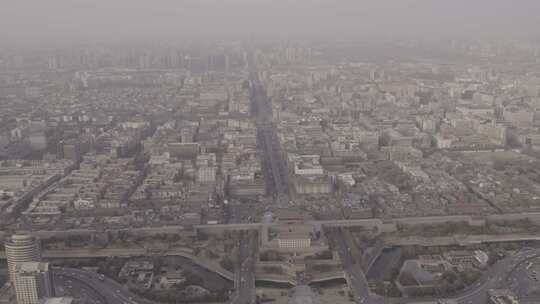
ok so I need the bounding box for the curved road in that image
[334,227,540,304]
[54,267,155,304]
[52,245,540,304]
[448,249,540,304]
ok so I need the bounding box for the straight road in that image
[229,193,258,304]
[333,228,383,304]
[233,231,257,304]
[249,63,290,206]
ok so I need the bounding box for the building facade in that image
[4,234,41,281]
[13,262,54,304]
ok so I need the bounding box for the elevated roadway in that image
[0,248,234,281]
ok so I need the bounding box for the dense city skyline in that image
[2,2,540,304]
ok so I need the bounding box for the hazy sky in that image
[1,0,539,46]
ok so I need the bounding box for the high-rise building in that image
[12,262,54,304]
[56,140,81,163]
[4,234,41,282]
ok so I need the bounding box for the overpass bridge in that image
[384,234,540,247]
[254,274,296,287]
[0,248,234,281]
[8,211,540,240]
[307,271,346,284]
[363,240,386,274]
[194,223,262,232]
[0,225,187,239]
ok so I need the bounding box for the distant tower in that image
[225,54,230,74]
[4,234,41,282]
[57,140,82,163]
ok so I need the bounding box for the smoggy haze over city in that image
[4,1,540,304]
[2,0,540,45]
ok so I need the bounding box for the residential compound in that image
[0,160,75,223]
[254,44,540,220]
[1,42,540,231]
[0,45,268,232]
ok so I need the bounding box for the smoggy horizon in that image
[1,0,540,47]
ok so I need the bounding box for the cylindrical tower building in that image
[4,234,41,281]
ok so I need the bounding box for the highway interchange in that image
[333,225,540,304]
[506,254,540,302]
